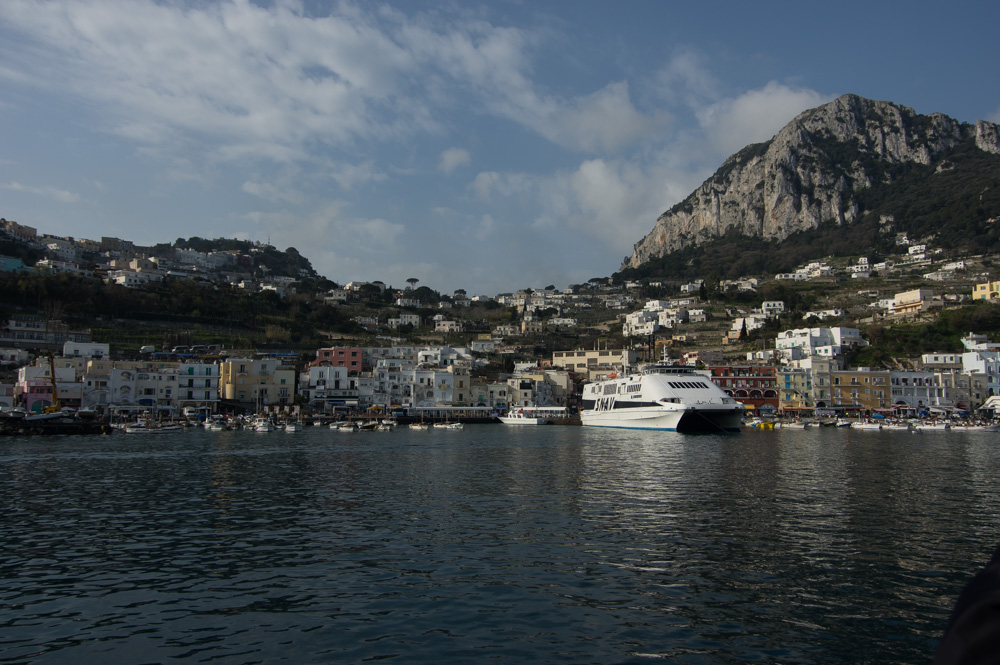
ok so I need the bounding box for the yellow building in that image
[892,289,938,316]
[220,358,296,408]
[831,369,890,411]
[973,280,1000,301]
[551,348,638,374]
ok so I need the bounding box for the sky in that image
[2,1,998,297]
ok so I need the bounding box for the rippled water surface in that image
[2,426,999,663]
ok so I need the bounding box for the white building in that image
[0,347,32,365]
[731,314,769,335]
[35,259,90,276]
[300,365,357,411]
[174,361,220,413]
[469,339,496,353]
[63,341,110,359]
[623,310,659,337]
[679,280,703,294]
[962,350,1000,398]
[107,269,163,289]
[762,301,785,317]
[774,327,868,358]
[890,370,948,410]
[434,320,463,333]
[388,313,421,329]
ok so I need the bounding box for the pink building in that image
[309,347,364,375]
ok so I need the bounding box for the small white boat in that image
[409,422,431,430]
[498,408,549,425]
[437,422,463,430]
[851,421,882,430]
[284,421,302,432]
[123,421,183,433]
[334,422,357,432]
[205,418,229,431]
[252,417,274,432]
[913,422,950,431]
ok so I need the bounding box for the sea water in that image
[2,425,998,663]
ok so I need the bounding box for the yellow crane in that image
[44,351,61,413]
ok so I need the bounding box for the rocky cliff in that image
[622,94,1000,270]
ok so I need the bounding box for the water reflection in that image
[1,426,997,663]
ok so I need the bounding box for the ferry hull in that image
[580,406,743,432]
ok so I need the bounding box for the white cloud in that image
[330,160,387,190]
[241,180,305,205]
[3,181,80,203]
[541,82,672,153]
[543,158,680,253]
[469,171,533,200]
[697,81,833,156]
[1,0,672,167]
[467,156,693,258]
[396,13,666,154]
[439,148,470,174]
[987,105,1000,123]
[0,0,422,161]
[468,214,494,241]
[652,49,721,110]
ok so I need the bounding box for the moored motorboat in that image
[498,407,552,425]
[123,420,184,433]
[205,417,230,431]
[252,417,274,432]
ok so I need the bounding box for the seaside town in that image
[0,214,1000,429]
[2,217,999,432]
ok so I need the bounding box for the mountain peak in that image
[622,95,1000,271]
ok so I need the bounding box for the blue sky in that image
[2,0,997,296]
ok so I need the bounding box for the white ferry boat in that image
[580,363,744,432]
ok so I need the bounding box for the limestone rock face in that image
[623,94,1000,270]
[976,120,1000,154]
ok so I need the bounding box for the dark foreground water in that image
[2,425,998,664]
